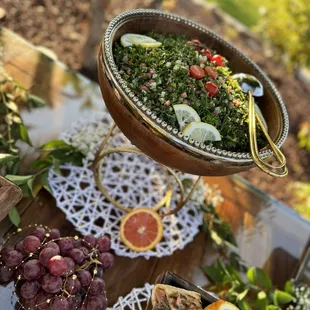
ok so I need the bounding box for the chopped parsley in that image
[113,33,266,152]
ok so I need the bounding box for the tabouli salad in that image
[113,33,266,152]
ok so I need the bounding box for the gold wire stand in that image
[92,123,201,218]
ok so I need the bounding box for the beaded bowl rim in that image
[102,9,289,162]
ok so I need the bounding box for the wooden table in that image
[0,28,309,308]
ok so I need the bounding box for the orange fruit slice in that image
[120,208,163,252]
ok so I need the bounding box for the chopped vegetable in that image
[113,33,266,152]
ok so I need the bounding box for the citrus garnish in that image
[120,34,162,48]
[173,104,201,130]
[204,300,239,310]
[120,208,163,252]
[182,122,221,143]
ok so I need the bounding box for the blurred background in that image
[1,0,309,220]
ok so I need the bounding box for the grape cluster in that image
[0,225,114,310]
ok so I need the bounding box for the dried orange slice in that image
[120,208,163,252]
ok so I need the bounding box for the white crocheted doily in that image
[109,283,154,310]
[49,111,205,259]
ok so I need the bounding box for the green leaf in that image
[0,153,18,164]
[254,291,268,309]
[40,170,52,194]
[28,95,45,109]
[8,207,20,227]
[266,305,279,310]
[40,140,71,151]
[237,289,249,301]
[5,174,33,185]
[12,115,22,124]
[202,265,224,284]
[273,289,294,305]
[237,299,251,310]
[247,267,272,289]
[284,280,294,295]
[52,157,62,175]
[19,123,33,146]
[27,177,35,198]
[5,100,18,113]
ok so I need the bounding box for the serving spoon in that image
[232,73,288,177]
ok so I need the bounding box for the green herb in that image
[0,76,84,226]
[200,185,308,309]
[113,33,266,152]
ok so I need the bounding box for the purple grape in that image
[41,274,62,293]
[29,227,46,241]
[97,236,111,253]
[99,252,114,269]
[83,235,96,248]
[67,248,84,264]
[58,239,74,254]
[4,249,23,267]
[15,240,26,254]
[89,277,105,295]
[23,259,43,280]
[48,255,68,276]
[1,245,14,257]
[64,257,75,275]
[86,295,107,310]
[73,239,82,248]
[23,236,41,253]
[50,228,61,240]
[79,246,89,256]
[20,280,40,299]
[50,296,70,310]
[67,294,82,309]
[0,265,14,282]
[78,270,92,286]
[39,247,59,267]
[44,241,60,253]
[36,291,53,309]
[20,296,37,309]
[95,267,104,278]
[65,276,81,295]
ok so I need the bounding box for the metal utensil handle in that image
[248,92,288,177]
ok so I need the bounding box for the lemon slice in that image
[120,33,162,48]
[173,104,201,131]
[255,104,268,131]
[182,122,221,143]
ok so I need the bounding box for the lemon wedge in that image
[120,33,162,48]
[173,104,201,131]
[182,122,221,143]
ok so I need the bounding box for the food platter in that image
[98,9,289,176]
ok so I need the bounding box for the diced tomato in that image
[205,82,219,97]
[210,54,225,67]
[189,65,205,80]
[204,66,218,79]
[202,49,212,60]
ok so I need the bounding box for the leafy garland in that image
[0,75,84,226]
[201,185,309,310]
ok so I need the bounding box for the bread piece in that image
[152,284,202,310]
[204,300,239,310]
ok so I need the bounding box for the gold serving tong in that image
[233,74,288,177]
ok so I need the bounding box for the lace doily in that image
[108,283,154,310]
[49,111,205,259]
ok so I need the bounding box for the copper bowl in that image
[98,9,289,176]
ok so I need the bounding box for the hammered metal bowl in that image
[97,9,289,176]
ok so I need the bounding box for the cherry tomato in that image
[202,49,212,60]
[210,54,225,67]
[189,65,205,80]
[205,82,219,97]
[204,66,218,79]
